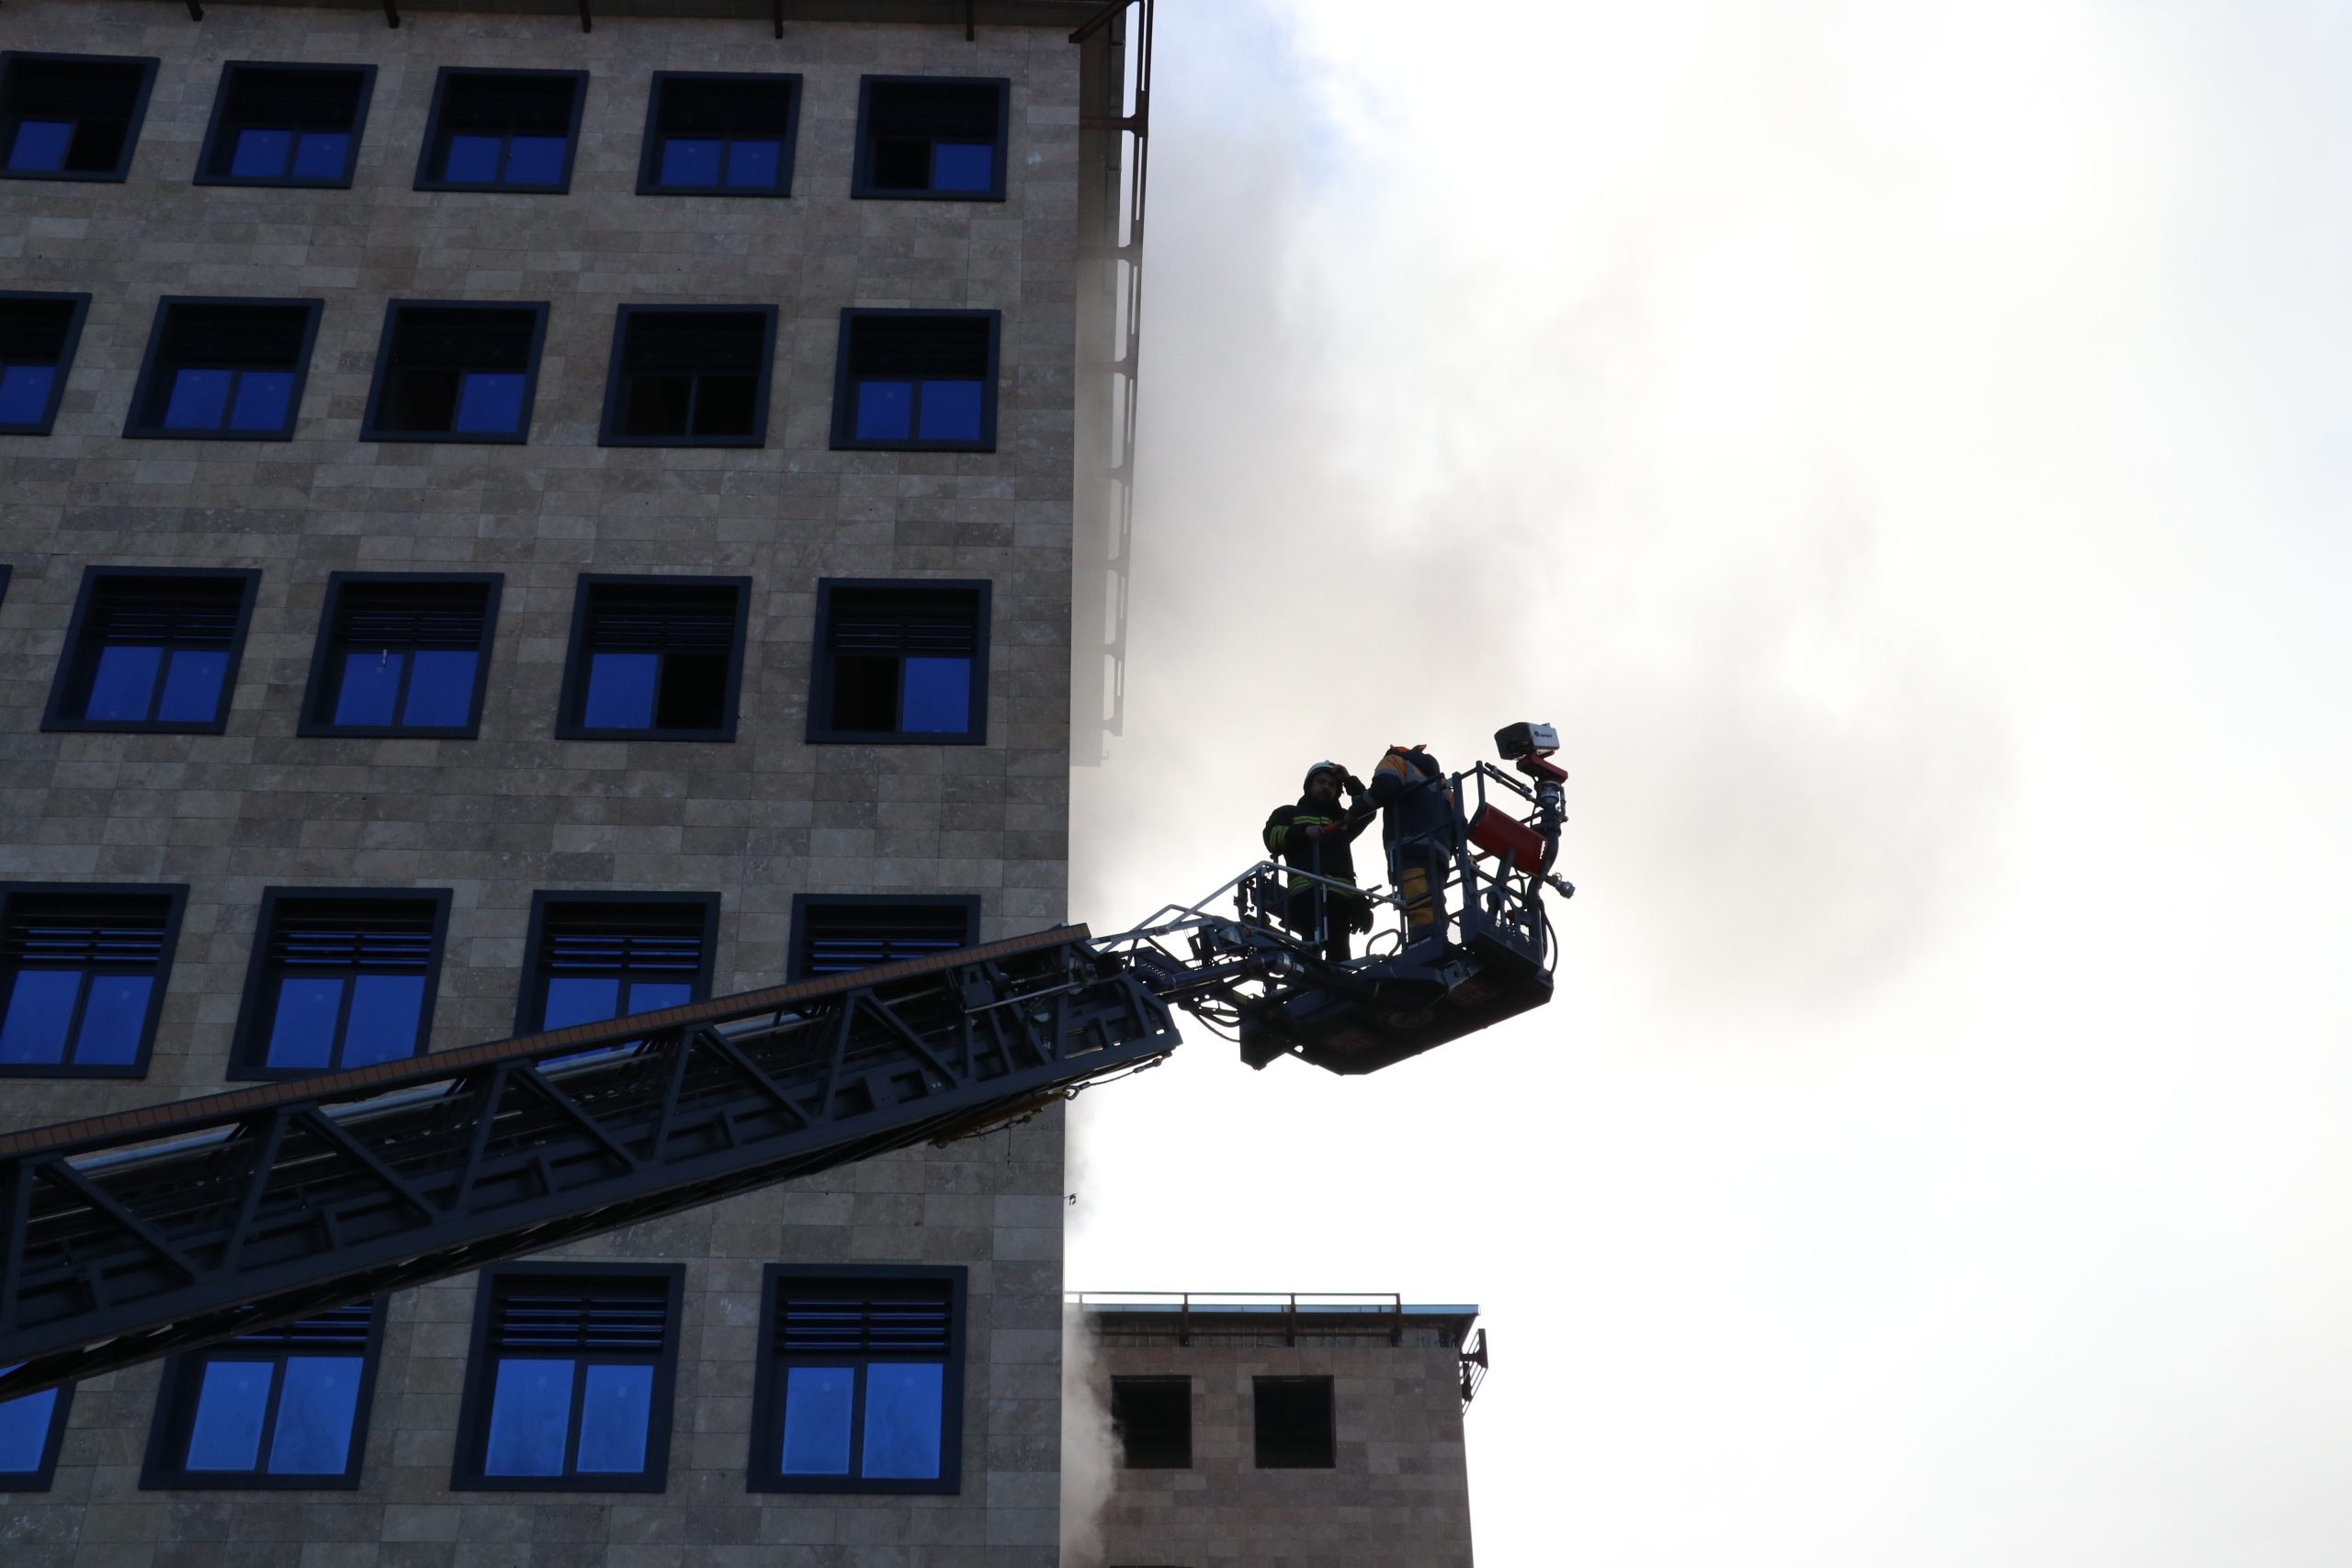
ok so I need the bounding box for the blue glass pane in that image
[230,128,291,178]
[860,1361,944,1479]
[583,651,659,729]
[0,1385,59,1472]
[916,379,983,442]
[72,975,153,1066]
[503,136,568,186]
[164,367,233,430]
[540,976,620,1031]
[624,981,692,1015]
[931,142,993,192]
[334,649,403,727]
[0,972,80,1066]
[854,379,912,441]
[779,1366,854,1474]
[401,649,477,728]
[574,1362,652,1473]
[266,1356,363,1473]
[291,131,350,180]
[724,140,779,188]
[899,657,971,734]
[483,1358,573,1477]
[157,648,230,723]
[342,974,425,1067]
[266,976,345,1070]
[229,370,294,432]
[0,364,55,425]
[454,372,526,434]
[6,120,72,173]
[442,133,501,183]
[84,643,163,721]
[659,138,721,186]
[185,1359,274,1471]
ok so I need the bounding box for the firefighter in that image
[1368,744,1457,939]
[1262,761,1375,961]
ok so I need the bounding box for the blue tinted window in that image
[6,120,72,173]
[916,379,983,441]
[184,1359,273,1471]
[265,976,344,1069]
[291,131,349,180]
[0,971,79,1066]
[229,370,294,432]
[73,975,152,1066]
[0,1384,59,1472]
[85,643,163,721]
[659,138,720,186]
[454,372,526,434]
[443,134,500,183]
[582,651,659,729]
[334,649,403,726]
[861,1361,944,1479]
[0,364,55,425]
[899,657,971,733]
[342,974,425,1067]
[164,367,233,430]
[483,1358,573,1476]
[401,649,477,727]
[574,1363,653,1473]
[156,648,230,723]
[854,380,912,441]
[230,128,290,178]
[931,142,992,192]
[780,1366,854,1474]
[725,140,780,188]
[265,1356,363,1474]
[503,136,568,185]
[541,976,621,1032]
[626,981,692,1014]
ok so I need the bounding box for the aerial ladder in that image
[0,724,1575,1403]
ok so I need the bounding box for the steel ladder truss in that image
[0,925,1176,1399]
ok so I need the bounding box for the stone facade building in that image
[0,2,1134,1564]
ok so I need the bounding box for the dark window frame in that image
[513,890,721,1038]
[849,74,1010,202]
[1111,1375,1193,1470]
[193,61,378,190]
[786,894,978,983]
[413,67,588,194]
[0,51,160,184]
[138,1302,386,1491]
[225,886,454,1082]
[746,1264,967,1496]
[635,71,800,198]
[828,308,1001,454]
[0,1375,74,1490]
[1252,1375,1337,1470]
[806,577,991,747]
[0,289,92,436]
[297,570,503,739]
[450,1262,685,1494]
[596,305,779,449]
[0,880,189,1080]
[554,574,752,743]
[122,296,324,442]
[359,299,550,446]
[41,566,262,736]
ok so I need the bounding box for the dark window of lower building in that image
[124,297,322,440]
[300,572,502,738]
[0,1371,73,1487]
[639,72,798,196]
[831,309,999,451]
[362,301,548,444]
[787,895,976,982]
[556,576,751,741]
[516,893,718,1037]
[0,290,92,435]
[1252,1376,1336,1469]
[1112,1376,1193,1470]
[749,1267,966,1495]
[0,883,186,1078]
[808,579,989,745]
[453,1266,684,1491]
[416,68,586,192]
[43,568,261,734]
[851,76,1008,200]
[228,889,451,1079]
[140,1303,382,1489]
[196,62,375,188]
[1,52,158,182]
[599,307,776,446]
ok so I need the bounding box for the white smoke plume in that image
[1058,1303,1116,1568]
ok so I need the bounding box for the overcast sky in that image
[1063,1,2352,1562]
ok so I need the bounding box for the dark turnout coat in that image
[1263,793,1372,891]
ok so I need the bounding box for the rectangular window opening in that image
[831,310,999,452]
[127,298,321,440]
[0,1367,73,1487]
[788,897,976,982]
[0,884,184,1077]
[853,76,1007,201]
[230,890,449,1078]
[601,308,775,447]
[198,62,374,187]
[518,895,717,1049]
[363,302,547,443]
[302,573,500,737]
[560,577,749,740]
[1252,1376,1336,1469]
[1,52,158,181]
[418,69,585,191]
[1112,1377,1193,1470]
[752,1269,965,1495]
[640,72,798,196]
[0,291,90,435]
[45,570,259,735]
[809,580,988,745]
[141,1303,380,1488]
[456,1268,682,1491]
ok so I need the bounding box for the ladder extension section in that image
[0,926,1174,1398]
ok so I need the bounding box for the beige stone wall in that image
[0,1,1088,1562]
